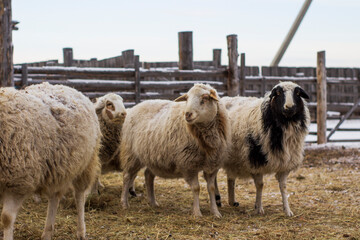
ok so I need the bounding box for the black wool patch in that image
[247,134,268,168]
[262,102,284,153]
[262,86,308,152]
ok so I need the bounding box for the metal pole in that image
[270,0,313,67]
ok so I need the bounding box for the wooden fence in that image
[14,62,360,114]
[12,31,360,143]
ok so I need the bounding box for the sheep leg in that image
[41,194,61,240]
[214,176,222,207]
[129,174,137,198]
[204,171,222,218]
[1,194,25,240]
[227,176,239,207]
[121,169,140,209]
[276,171,293,217]
[185,175,202,217]
[252,174,265,215]
[74,190,87,240]
[144,168,159,207]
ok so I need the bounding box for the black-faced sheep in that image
[0,83,101,240]
[93,93,136,196]
[120,84,231,218]
[218,81,310,216]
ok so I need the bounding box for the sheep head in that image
[94,93,127,124]
[268,82,309,119]
[175,84,219,125]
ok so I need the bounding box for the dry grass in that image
[1,147,360,240]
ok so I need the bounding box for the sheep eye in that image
[106,102,115,110]
[200,100,205,105]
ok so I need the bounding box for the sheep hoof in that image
[255,207,265,215]
[41,232,52,240]
[193,211,203,218]
[285,210,294,217]
[215,194,222,207]
[213,211,222,218]
[150,201,159,208]
[77,235,87,240]
[121,202,129,209]
[232,202,240,207]
[129,189,137,198]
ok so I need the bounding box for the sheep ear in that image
[174,94,188,102]
[94,98,105,112]
[298,88,309,100]
[269,88,277,99]
[209,89,219,101]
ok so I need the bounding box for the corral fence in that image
[14,32,360,144]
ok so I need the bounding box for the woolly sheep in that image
[217,81,310,216]
[120,84,231,218]
[0,82,101,240]
[93,93,136,196]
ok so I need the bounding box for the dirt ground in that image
[1,146,360,240]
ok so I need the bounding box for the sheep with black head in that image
[217,81,310,216]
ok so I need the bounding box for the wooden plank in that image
[0,0,14,87]
[13,66,135,78]
[317,51,327,144]
[140,69,226,78]
[26,79,135,91]
[212,49,221,68]
[63,48,73,67]
[178,31,194,70]
[279,67,288,76]
[141,80,224,91]
[134,56,141,104]
[287,67,297,76]
[122,50,134,68]
[240,53,245,96]
[226,34,239,96]
[261,67,270,76]
[21,64,28,88]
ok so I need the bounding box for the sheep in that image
[0,82,101,240]
[93,93,136,197]
[217,81,310,216]
[120,84,231,218]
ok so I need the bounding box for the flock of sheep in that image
[0,81,310,239]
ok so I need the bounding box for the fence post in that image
[0,0,14,87]
[122,49,135,68]
[178,31,194,70]
[212,49,221,68]
[21,64,28,87]
[134,55,141,104]
[63,48,73,67]
[317,50,327,144]
[227,34,239,96]
[240,53,246,96]
[90,58,97,67]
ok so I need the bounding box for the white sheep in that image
[0,82,101,240]
[217,81,310,216]
[93,93,136,196]
[120,84,231,218]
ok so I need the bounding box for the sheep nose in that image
[121,112,127,117]
[185,112,192,119]
[284,104,293,109]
